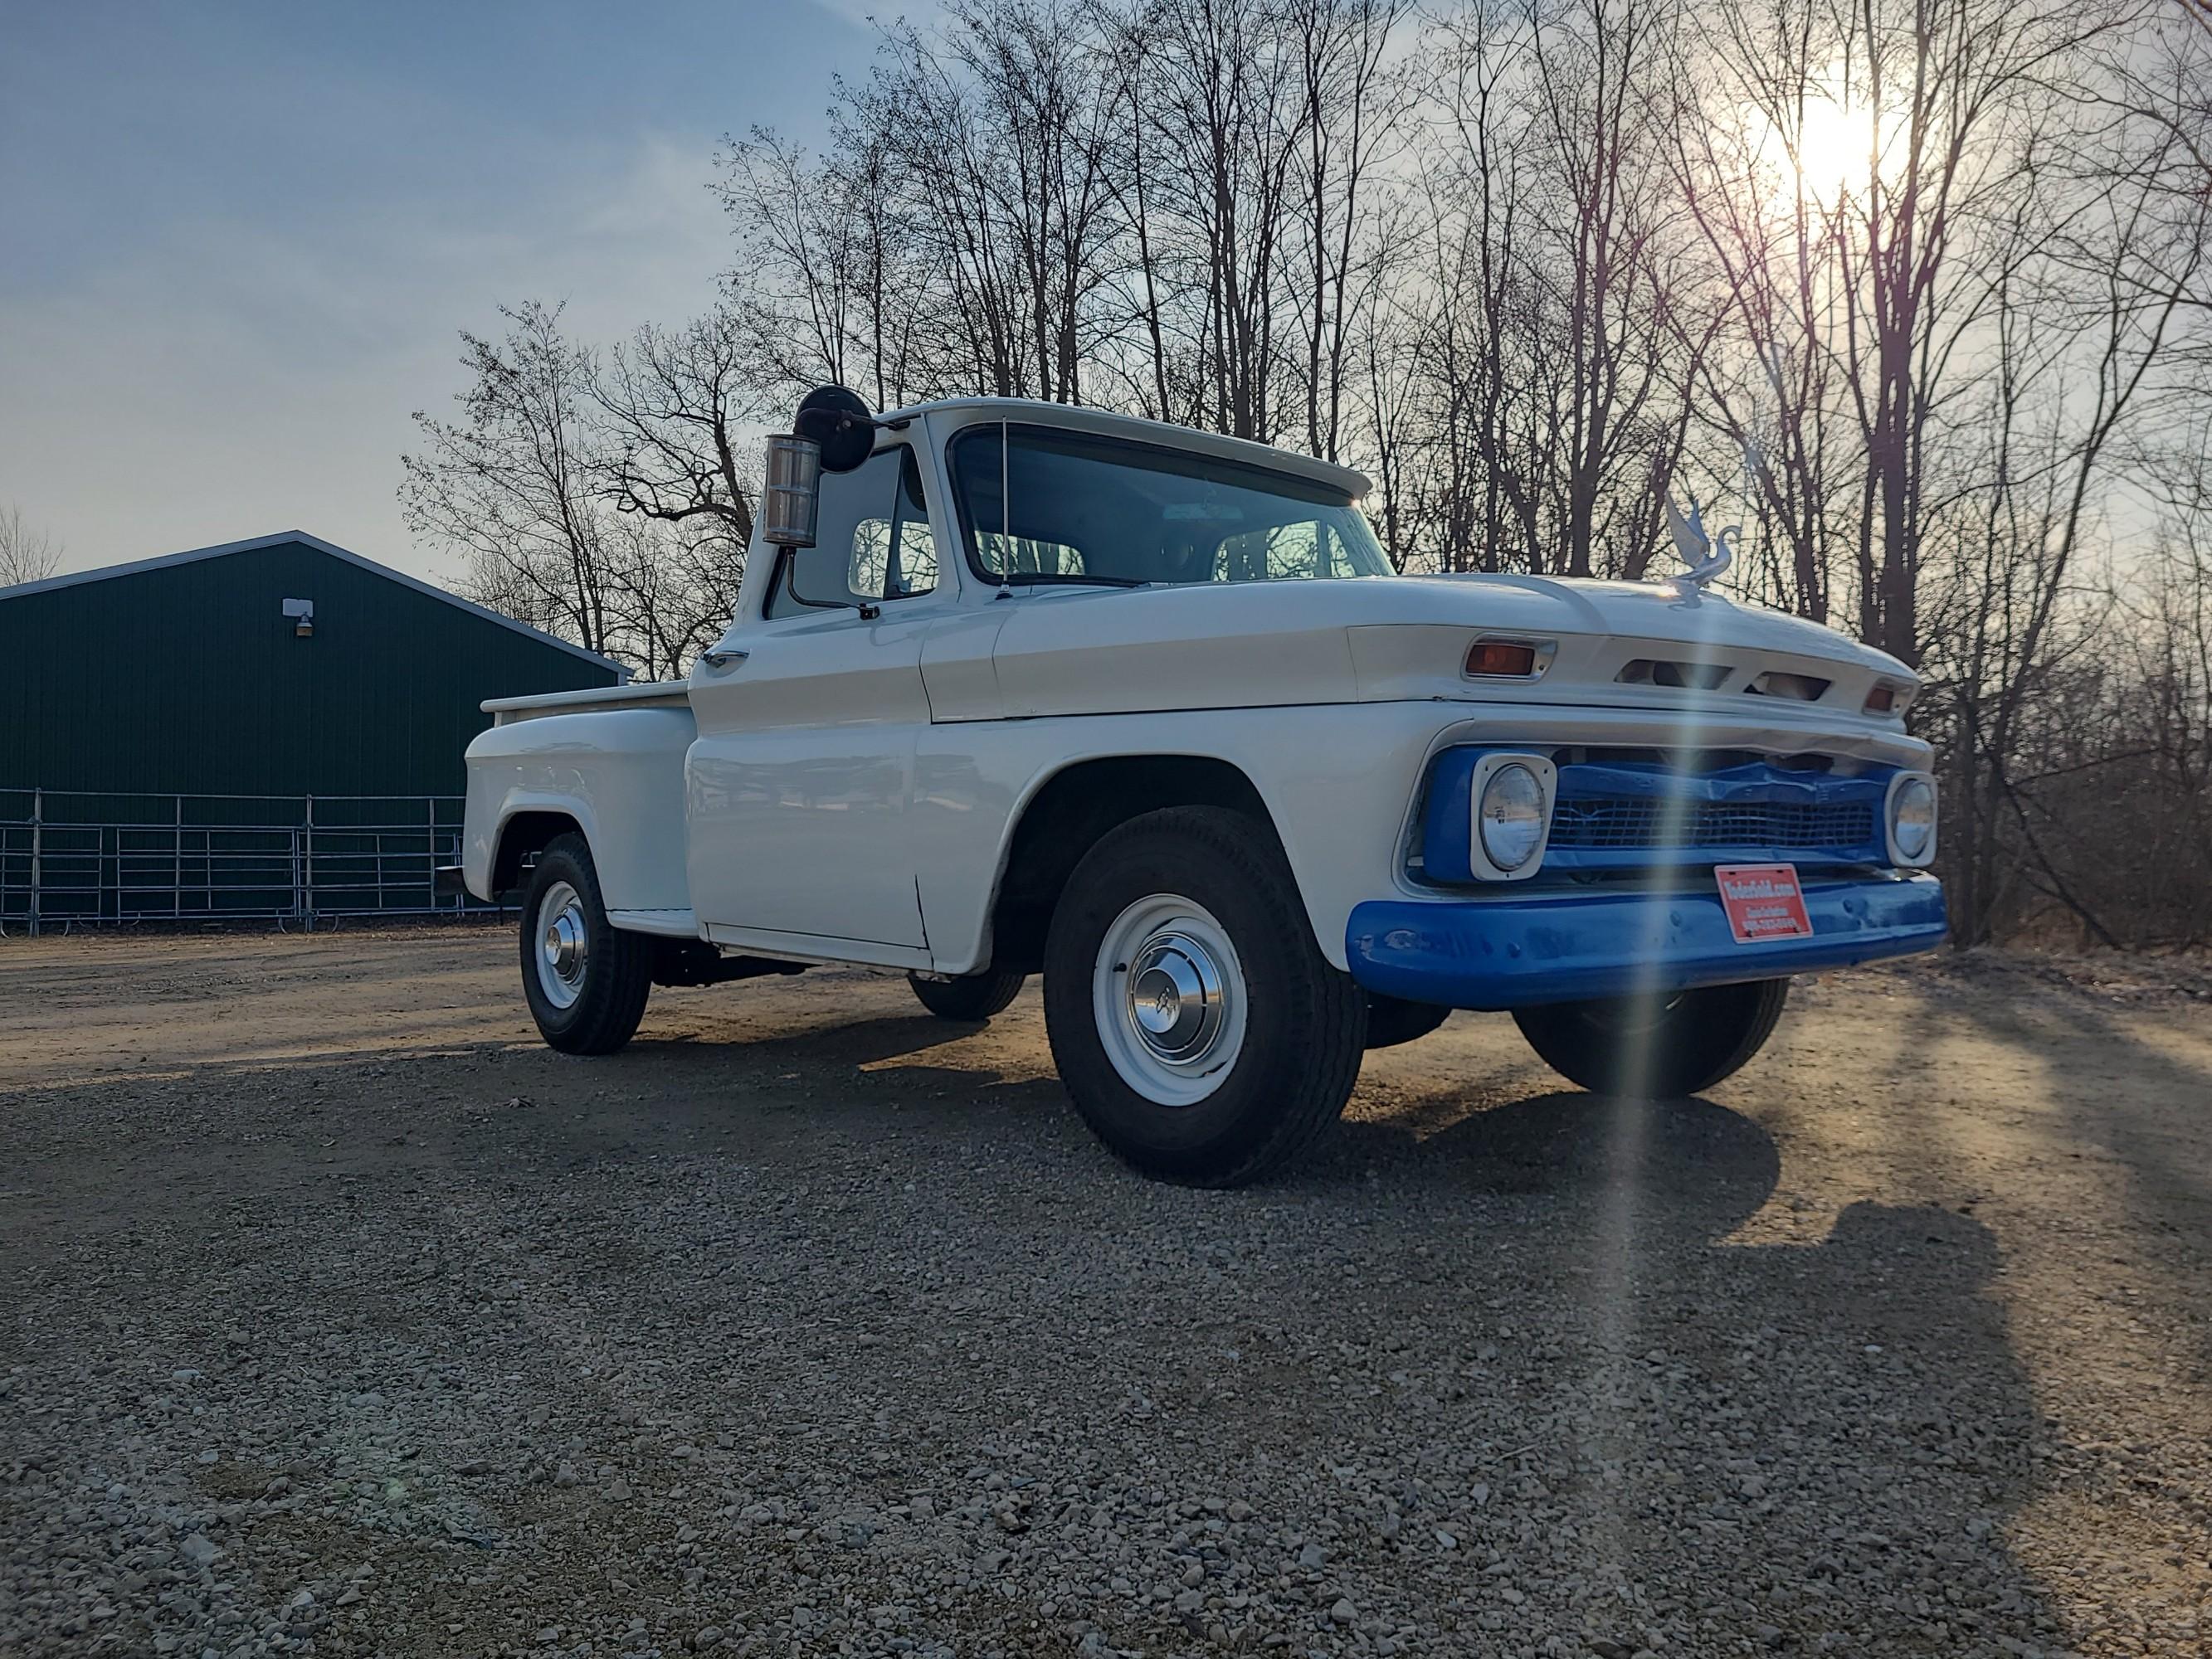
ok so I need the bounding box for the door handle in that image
[700,647,749,669]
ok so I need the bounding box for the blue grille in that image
[1542,759,1891,871]
[1417,750,1898,884]
[1549,797,1878,851]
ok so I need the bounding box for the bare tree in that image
[1288,0,1417,462]
[0,505,61,588]
[1521,0,1691,577]
[1401,1,1536,574]
[719,127,919,406]
[1158,0,1313,440]
[602,513,743,684]
[865,0,1129,401]
[1670,0,1855,619]
[402,301,618,658]
[408,0,2212,948]
[402,302,751,679]
[1925,9,2212,942]
[597,312,761,563]
[1395,0,1695,579]
[1829,0,2144,666]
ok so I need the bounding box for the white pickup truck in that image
[460,390,1945,1185]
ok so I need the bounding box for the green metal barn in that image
[0,531,623,928]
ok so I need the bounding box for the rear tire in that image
[908,967,1026,1021]
[519,833,653,1055]
[1512,978,1789,1097]
[1042,806,1366,1186]
[1364,995,1452,1050]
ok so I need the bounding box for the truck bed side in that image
[462,689,697,916]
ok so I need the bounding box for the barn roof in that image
[0,529,625,676]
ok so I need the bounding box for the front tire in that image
[908,968,1026,1021]
[519,833,652,1055]
[1042,807,1367,1186]
[1512,978,1789,1097]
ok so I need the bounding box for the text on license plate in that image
[1714,864,1815,943]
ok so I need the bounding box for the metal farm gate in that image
[0,789,494,932]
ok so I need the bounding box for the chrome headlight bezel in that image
[1467,752,1557,881]
[1884,771,1938,868]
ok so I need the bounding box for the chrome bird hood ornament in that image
[1664,493,1737,596]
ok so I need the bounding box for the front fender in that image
[914,703,1446,975]
[916,699,1944,980]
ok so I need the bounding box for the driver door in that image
[685,445,942,951]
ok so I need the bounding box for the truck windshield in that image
[948,424,1393,587]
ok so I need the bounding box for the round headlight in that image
[1479,762,1547,873]
[1891,776,1937,862]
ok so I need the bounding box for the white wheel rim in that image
[535,880,589,1010]
[1092,893,1246,1107]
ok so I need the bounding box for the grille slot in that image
[1549,798,1877,851]
[1616,658,1732,689]
[1745,669,1833,702]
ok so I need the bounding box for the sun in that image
[1744,74,1886,206]
[1791,95,1881,199]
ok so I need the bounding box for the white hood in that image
[1398,574,1893,668]
[983,571,1915,735]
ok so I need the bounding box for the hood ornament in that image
[1664,493,1737,596]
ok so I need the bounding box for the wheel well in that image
[491,810,582,895]
[987,756,1281,974]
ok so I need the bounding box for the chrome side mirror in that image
[762,433,822,548]
[794,384,876,473]
[763,385,879,550]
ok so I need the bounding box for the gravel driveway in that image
[2,930,2208,1659]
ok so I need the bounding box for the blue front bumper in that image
[1346,874,1947,1011]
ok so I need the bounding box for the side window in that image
[876,450,937,599]
[767,447,938,620]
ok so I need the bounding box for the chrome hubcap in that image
[535,880,589,1010]
[1126,932,1225,1062]
[1093,894,1246,1107]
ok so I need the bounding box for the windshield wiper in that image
[996,571,1150,588]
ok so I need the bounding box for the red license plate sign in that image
[1715,864,1815,943]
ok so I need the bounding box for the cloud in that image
[0,0,870,584]
[0,135,733,583]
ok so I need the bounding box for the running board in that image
[701,922,933,974]
[608,907,702,939]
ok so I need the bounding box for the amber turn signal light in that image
[1864,684,1895,713]
[1466,640,1538,678]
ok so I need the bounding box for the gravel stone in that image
[2,934,2209,1659]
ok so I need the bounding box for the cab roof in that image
[880,398,1373,500]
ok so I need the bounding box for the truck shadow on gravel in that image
[1284,1090,2054,1655]
[1332,1087,1780,1211]
[649,1021,2058,1652]
[1884,973,2212,1365]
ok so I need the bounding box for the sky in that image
[0,0,890,583]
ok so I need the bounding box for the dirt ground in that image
[2,927,2208,1659]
